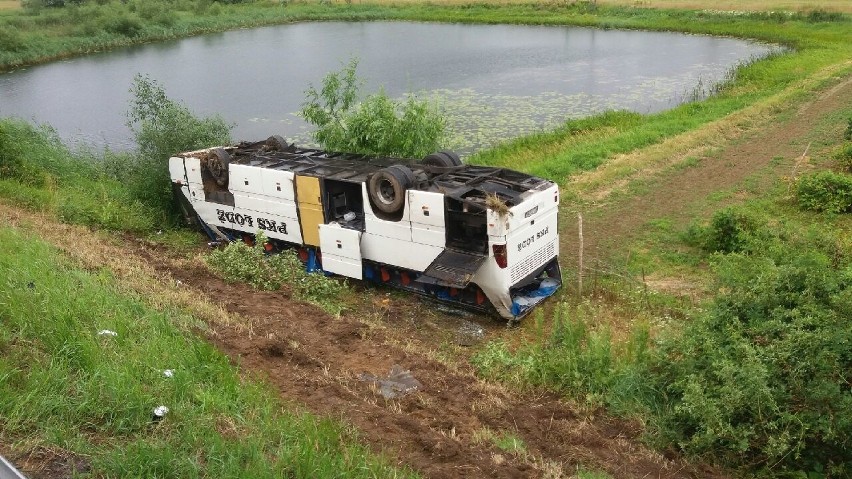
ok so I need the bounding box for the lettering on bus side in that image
[516,225,549,252]
[215,209,287,234]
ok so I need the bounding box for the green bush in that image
[0,118,165,233]
[473,305,652,411]
[0,122,24,179]
[300,59,446,158]
[0,119,89,185]
[795,170,852,213]
[834,143,852,173]
[125,74,231,218]
[206,234,347,315]
[102,12,144,37]
[131,0,177,26]
[649,249,851,473]
[22,0,84,10]
[684,207,768,254]
[56,187,157,233]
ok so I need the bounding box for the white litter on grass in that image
[153,406,169,418]
[162,369,174,378]
[97,330,118,337]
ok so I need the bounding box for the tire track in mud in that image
[126,244,719,479]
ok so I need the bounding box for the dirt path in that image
[0,205,718,479]
[562,75,852,261]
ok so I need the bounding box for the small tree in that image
[124,74,231,218]
[300,59,446,158]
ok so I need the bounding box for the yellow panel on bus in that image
[295,175,323,246]
[296,174,322,205]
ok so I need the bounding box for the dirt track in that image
[563,75,852,260]
[132,243,711,479]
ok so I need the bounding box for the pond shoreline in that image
[0,2,810,74]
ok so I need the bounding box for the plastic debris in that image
[162,369,174,378]
[510,278,560,316]
[152,405,169,422]
[359,365,422,399]
[97,330,118,337]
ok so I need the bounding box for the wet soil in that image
[130,244,711,479]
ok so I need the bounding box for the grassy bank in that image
[0,224,413,477]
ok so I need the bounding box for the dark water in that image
[0,21,775,151]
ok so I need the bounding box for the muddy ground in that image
[4,69,851,479]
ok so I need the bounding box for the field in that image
[1,1,851,478]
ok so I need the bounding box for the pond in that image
[0,21,776,153]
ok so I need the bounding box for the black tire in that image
[437,150,462,166]
[368,165,413,214]
[387,164,416,186]
[266,135,294,152]
[422,150,462,168]
[208,148,231,187]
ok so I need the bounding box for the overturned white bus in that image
[169,136,561,320]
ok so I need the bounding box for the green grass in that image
[0,119,168,233]
[0,225,413,478]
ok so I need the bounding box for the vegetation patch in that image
[206,233,348,316]
[300,59,446,158]
[795,170,852,213]
[478,206,852,474]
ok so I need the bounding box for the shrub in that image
[649,249,852,473]
[473,304,652,411]
[300,59,446,158]
[125,74,231,218]
[686,207,768,254]
[804,9,846,23]
[834,143,852,173]
[102,12,144,37]
[56,187,157,232]
[207,234,347,315]
[844,117,852,141]
[0,119,87,185]
[795,170,852,213]
[0,122,24,179]
[22,0,84,10]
